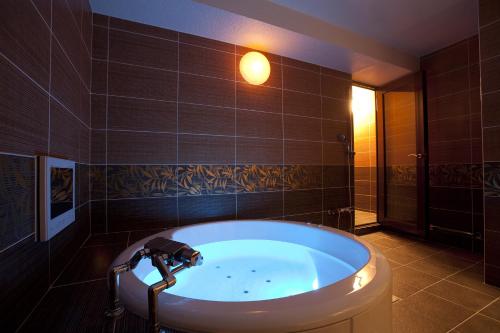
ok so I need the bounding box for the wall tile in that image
[237,109,282,139]
[32,0,51,25]
[237,192,283,219]
[283,90,321,117]
[0,155,35,250]
[109,16,178,41]
[427,67,468,99]
[0,57,49,156]
[481,57,500,94]
[179,73,234,107]
[421,40,468,76]
[285,140,322,165]
[236,137,283,164]
[107,198,178,232]
[321,75,351,100]
[485,196,500,232]
[90,200,106,233]
[322,97,350,121]
[108,62,177,101]
[107,131,176,164]
[91,60,107,94]
[282,57,320,72]
[324,165,349,188]
[323,142,347,165]
[285,212,322,225]
[484,127,500,161]
[90,94,106,129]
[108,96,177,132]
[236,81,281,113]
[179,134,234,164]
[482,91,500,127]
[90,130,106,164]
[323,120,351,142]
[0,0,50,90]
[50,100,80,162]
[479,0,500,27]
[92,25,108,61]
[180,32,234,53]
[283,65,320,94]
[427,91,469,121]
[179,103,235,136]
[235,45,281,64]
[109,28,177,70]
[428,116,470,142]
[323,187,350,210]
[284,189,322,215]
[180,43,234,80]
[0,235,49,333]
[284,115,321,141]
[179,194,236,225]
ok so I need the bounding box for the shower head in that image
[337,134,347,143]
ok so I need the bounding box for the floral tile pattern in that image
[235,165,282,193]
[484,163,500,197]
[178,165,235,195]
[90,165,106,200]
[387,165,417,186]
[429,164,483,188]
[107,165,177,199]
[283,165,322,190]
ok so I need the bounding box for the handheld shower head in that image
[337,133,347,143]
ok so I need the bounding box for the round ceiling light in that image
[239,51,271,85]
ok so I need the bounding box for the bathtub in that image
[112,220,392,332]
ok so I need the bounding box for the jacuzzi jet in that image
[244,291,249,293]
[226,275,232,278]
[105,237,202,333]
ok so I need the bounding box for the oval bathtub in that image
[113,220,392,332]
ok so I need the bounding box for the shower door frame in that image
[375,72,428,236]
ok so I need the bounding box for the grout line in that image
[104,16,110,233]
[234,44,238,219]
[51,277,107,289]
[0,233,35,255]
[281,56,285,219]
[446,297,500,332]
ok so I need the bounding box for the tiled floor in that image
[360,231,500,333]
[355,209,377,226]
[17,229,500,333]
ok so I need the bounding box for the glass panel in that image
[383,85,418,223]
[352,86,377,226]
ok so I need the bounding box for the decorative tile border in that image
[178,165,235,195]
[94,164,344,199]
[386,165,416,186]
[107,165,177,199]
[484,162,500,197]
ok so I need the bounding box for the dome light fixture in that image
[239,51,271,85]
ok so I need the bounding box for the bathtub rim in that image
[114,220,392,332]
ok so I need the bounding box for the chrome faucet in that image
[105,237,203,333]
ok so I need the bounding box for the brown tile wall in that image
[0,1,92,331]
[479,0,500,287]
[421,36,483,251]
[89,14,353,234]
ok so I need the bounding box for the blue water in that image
[142,239,356,302]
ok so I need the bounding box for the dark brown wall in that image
[421,36,483,250]
[0,1,92,331]
[89,14,353,237]
[479,0,500,286]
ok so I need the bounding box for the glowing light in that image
[352,86,375,119]
[239,51,271,85]
[312,277,319,290]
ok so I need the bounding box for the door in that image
[376,72,427,235]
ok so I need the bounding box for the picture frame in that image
[38,156,76,241]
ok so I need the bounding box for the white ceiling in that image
[90,0,478,87]
[270,0,479,57]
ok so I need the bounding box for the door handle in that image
[408,153,423,159]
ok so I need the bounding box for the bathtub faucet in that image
[105,237,203,333]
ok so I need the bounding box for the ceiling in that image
[90,0,478,87]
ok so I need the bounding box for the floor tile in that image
[447,263,500,297]
[480,299,500,321]
[392,266,440,299]
[408,255,476,279]
[425,280,496,311]
[392,291,474,333]
[453,314,500,333]
[372,236,410,249]
[384,247,421,265]
[19,280,148,333]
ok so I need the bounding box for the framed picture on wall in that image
[38,156,76,241]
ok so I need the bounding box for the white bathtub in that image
[113,220,392,332]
